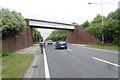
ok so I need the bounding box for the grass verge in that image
[87,45,119,50]
[2,54,34,78]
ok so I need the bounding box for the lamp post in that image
[88,3,104,45]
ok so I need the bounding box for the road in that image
[44,44,118,78]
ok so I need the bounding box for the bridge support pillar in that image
[65,26,101,45]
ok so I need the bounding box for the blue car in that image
[55,41,67,49]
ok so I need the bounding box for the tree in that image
[107,9,120,45]
[71,22,80,26]
[85,15,107,40]
[1,8,25,39]
[46,30,68,41]
[32,28,43,43]
[107,9,120,20]
[84,9,120,45]
[81,20,89,28]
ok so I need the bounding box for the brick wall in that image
[65,26,101,44]
[2,28,33,52]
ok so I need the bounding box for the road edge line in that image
[43,48,50,78]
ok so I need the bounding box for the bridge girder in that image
[25,19,75,30]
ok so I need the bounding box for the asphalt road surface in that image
[44,44,118,78]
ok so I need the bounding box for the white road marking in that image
[84,47,118,53]
[67,49,72,51]
[92,57,120,67]
[43,48,50,78]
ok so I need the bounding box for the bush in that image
[1,8,25,39]
[2,51,11,57]
[112,36,120,46]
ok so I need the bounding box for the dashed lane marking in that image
[67,49,72,51]
[92,57,120,67]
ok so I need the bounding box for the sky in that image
[1,0,119,39]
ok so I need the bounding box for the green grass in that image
[2,54,34,78]
[87,45,119,50]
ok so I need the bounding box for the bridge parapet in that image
[25,19,75,30]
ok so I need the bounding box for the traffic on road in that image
[32,40,119,78]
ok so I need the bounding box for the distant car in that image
[55,41,67,49]
[47,40,53,45]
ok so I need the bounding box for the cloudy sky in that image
[1,0,119,39]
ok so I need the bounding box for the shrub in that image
[112,36,120,46]
[2,51,11,57]
[1,8,25,39]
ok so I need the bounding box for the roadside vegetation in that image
[46,9,120,47]
[46,30,68,41]
[2,53,34,78]
[32,28,43,44]
[2,51,11,57]
[81,9,120,46]
[1,8,43,43]
[1,8,37,78]
[1,8,25,39]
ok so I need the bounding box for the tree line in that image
[46,9,120,45]
[1,8,25,39]
[46,30,68,41]
[32,28,43,43]
[81,8,120,45]
[1,8,43,42]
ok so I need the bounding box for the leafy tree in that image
[1,8,25,39]
[107,9,120,45]
[91,14,107,24]
[85,9,120,45]
[71,22,80,26]
[47,9,120,45]
[81,20,89,28]
[32,28,43,43]
[107,8,120,20]
[46,30,68,41]
[86,15,107,40]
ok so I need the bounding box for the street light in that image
[88,3,92,4]
[88,2,104,45]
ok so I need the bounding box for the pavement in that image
[14,44,45,78]
[14,44,39,54]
